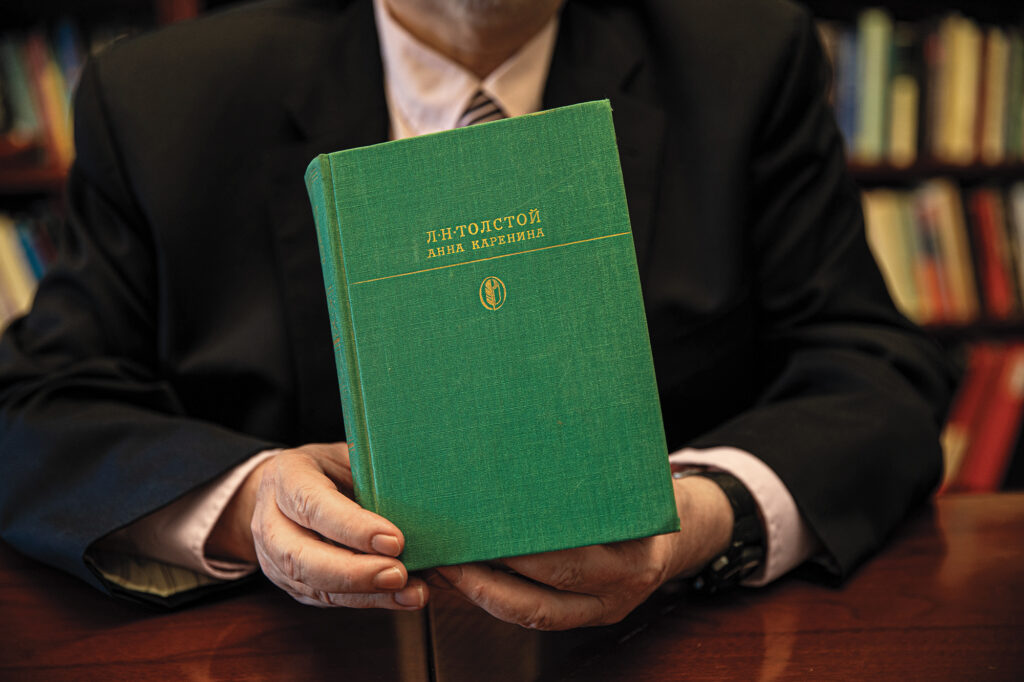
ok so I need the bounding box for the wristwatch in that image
[676,469,766,593]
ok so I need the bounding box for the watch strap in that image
[690,471,766,593]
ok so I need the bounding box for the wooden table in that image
[2,493,1022,681]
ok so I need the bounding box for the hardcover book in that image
[305,99,679,571]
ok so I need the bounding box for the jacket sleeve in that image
[0,58,278,596]
[688,10,956,578]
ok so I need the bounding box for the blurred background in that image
[2,0,1023,494]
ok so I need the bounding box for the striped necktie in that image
[456,91,506,127]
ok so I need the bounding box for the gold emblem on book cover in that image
[479,276,506,310]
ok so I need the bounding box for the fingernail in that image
[371,534,402,557]
[394,585,424,608]
[373,567,405,590]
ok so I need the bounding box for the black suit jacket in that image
[0,0,954,596]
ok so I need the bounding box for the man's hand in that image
[207,442,427,610]
[434,475,733,630]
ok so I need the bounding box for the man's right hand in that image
[209,442,428,609]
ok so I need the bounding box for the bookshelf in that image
[0,1,203,194]
[805,0,1024,492]
[0,1,205,329]
[803,0,1023,24]
[2,0,1022,490]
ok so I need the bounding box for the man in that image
[0,0,953,629]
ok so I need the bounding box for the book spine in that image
[0,214,36,322]
[855,8,893,163]
[990,191,1021,313]
[888,23,919,167]
[980,27,1009,164]
[1006,31,1024,159]
[953,344,1024,492]
[304,157,378,513]
[940,343,1001,492]
[835,29,858,152]
[0,38,41,142]
[15,219,45,280]
[23,32,72,170]
[912,189,952,322]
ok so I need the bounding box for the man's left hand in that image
[434,475,734,630]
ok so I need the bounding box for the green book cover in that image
[305,99,679,571]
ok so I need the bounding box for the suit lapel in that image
[544,2,666,276]
[262,0,388,441]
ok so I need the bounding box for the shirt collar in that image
[373,0,559,139]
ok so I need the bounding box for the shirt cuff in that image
[99,449,279,580]
[669,446,820,585]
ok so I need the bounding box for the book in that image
[304,100,680,571]
[888,23,920,167]
[980,26,1010,164]
[919,180,979,322]
[834,28,859,151]
[854,8,893,163]
[1007,182,1024,300]
[1007,31,1024,160]
[863,189,920,318]
[0,36,42,150]
[951,344,1024,492]
[23,31,73,171]
[936,14,982,164]
[0,213,37,330]
[940,343,1004,493]
[912,185,955,322]
[968,188,1017,319]
[15,217,46,280]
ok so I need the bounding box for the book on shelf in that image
[920,179,978,321]
[854,8,893,163]
[864,180,1024,327]
[0,213,38,326]
[1012,183,1024,300]
[980,26,1011,165]
[0,18,123,185]
[1008,32,1024,159]
[889,23,921,168]
[0,35,44,159]
[969,187,1018,319]
[942,342,1024,493]
[22,30,74,172]
[818,8,1024,167]
[0,206,57,330]
[304,99,680,571]
[940,343,1003,492]
[936,14,983,165]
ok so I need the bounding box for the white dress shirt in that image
[101,0,816,591]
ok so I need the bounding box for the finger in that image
[502,540,664,595]
[299,442,354,489]
[257,502,407,595]
[500,545,631,594]
[500,547,599,593]
[421,568,455,591]
[273,455,404,556]
[271,563,430,611]
[291,588,426,610]
[436,564,605,631]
